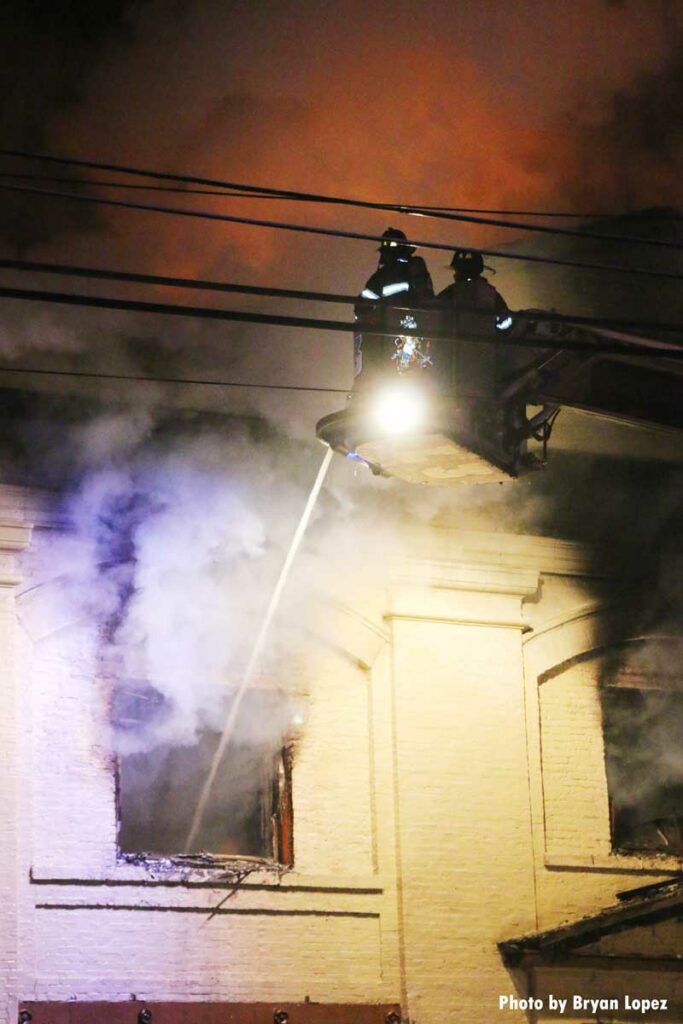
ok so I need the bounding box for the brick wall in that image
[0,491,676,1024]
[0,515,32,1024]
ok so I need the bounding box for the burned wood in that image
[499,879,683,967]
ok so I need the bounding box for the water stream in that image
[184,445,334,852]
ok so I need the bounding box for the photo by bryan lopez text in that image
[499,995,669,1014]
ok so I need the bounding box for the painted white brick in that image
[0,494,675,1024]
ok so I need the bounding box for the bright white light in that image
[373,386,426,435]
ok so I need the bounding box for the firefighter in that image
[354,228,434,377]
[359,227,434,304]
[437,249,512,331]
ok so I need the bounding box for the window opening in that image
[602,684,683,856]
[92,487,297,866]
[114,683,294,864]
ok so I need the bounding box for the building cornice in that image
[406,526,600,578]
[0,520,32,552]
[0,519,32,587]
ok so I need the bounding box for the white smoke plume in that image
[2,0,682,857]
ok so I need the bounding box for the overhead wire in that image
[0,363,350,394]
[0,255,355,305]
[1,282,682,359]
[0,171,278,199]
[410,204,682,220]
[1,148,681,250]
[2,180,683,282]
[2,255,683,336]
[3,169,680,223]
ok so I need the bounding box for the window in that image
[113,683,294,865]
[601,643,683,857]
[84,475,302,867]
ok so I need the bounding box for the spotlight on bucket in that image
[373,383,427,435]
[316,305,524,485]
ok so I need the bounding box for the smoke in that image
[3,0,683,262]
[554,38,683,212]
[9,404,407,855]
[3,0,683,856]
[2,0,683,435]
[21,417,300,731]
[14,395,536,745]
[0,0,681,446]
[602,661,683,855]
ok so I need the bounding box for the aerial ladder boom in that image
[511,319,683,434]
[316,304,683,484]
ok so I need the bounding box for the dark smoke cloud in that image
[2,0,682,267]
[0,0,145,250]
[2,0,681,432]
[0,0,141,138]
[548,39,683,212]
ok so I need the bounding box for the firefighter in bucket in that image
[354,228,434,382]
[437,249,512,331]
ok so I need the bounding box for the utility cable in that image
[0,256,355,305]
[0,363,350,394]
[2,149,681,250]
[2,181,682,282]
[390,206,682,249]
[413,204,682,221]
[2,255,683,336]
[1,283,682,359]
[0,170,279,200]
[3,170,680,225]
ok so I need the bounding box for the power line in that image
[0,147,335,201]
[2,149,681,251]
[4,170,680,225]
[2,282,682,359]
[0,171,279,200]
[400,206,682,249]
[0,363,350,394]
[2,180,683,282]
[2,255,683,336]
[0,282,351,331]
[0,256,355,305]
[414,204,682,221]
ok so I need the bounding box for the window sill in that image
[117,850,286,880]
[545,852,683,875]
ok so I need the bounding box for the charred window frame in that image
[94,493,296,868]
[112,685,295,866]
[601,652,683,859]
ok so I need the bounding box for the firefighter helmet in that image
[449,249,484,279]
[378,227,415,256]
